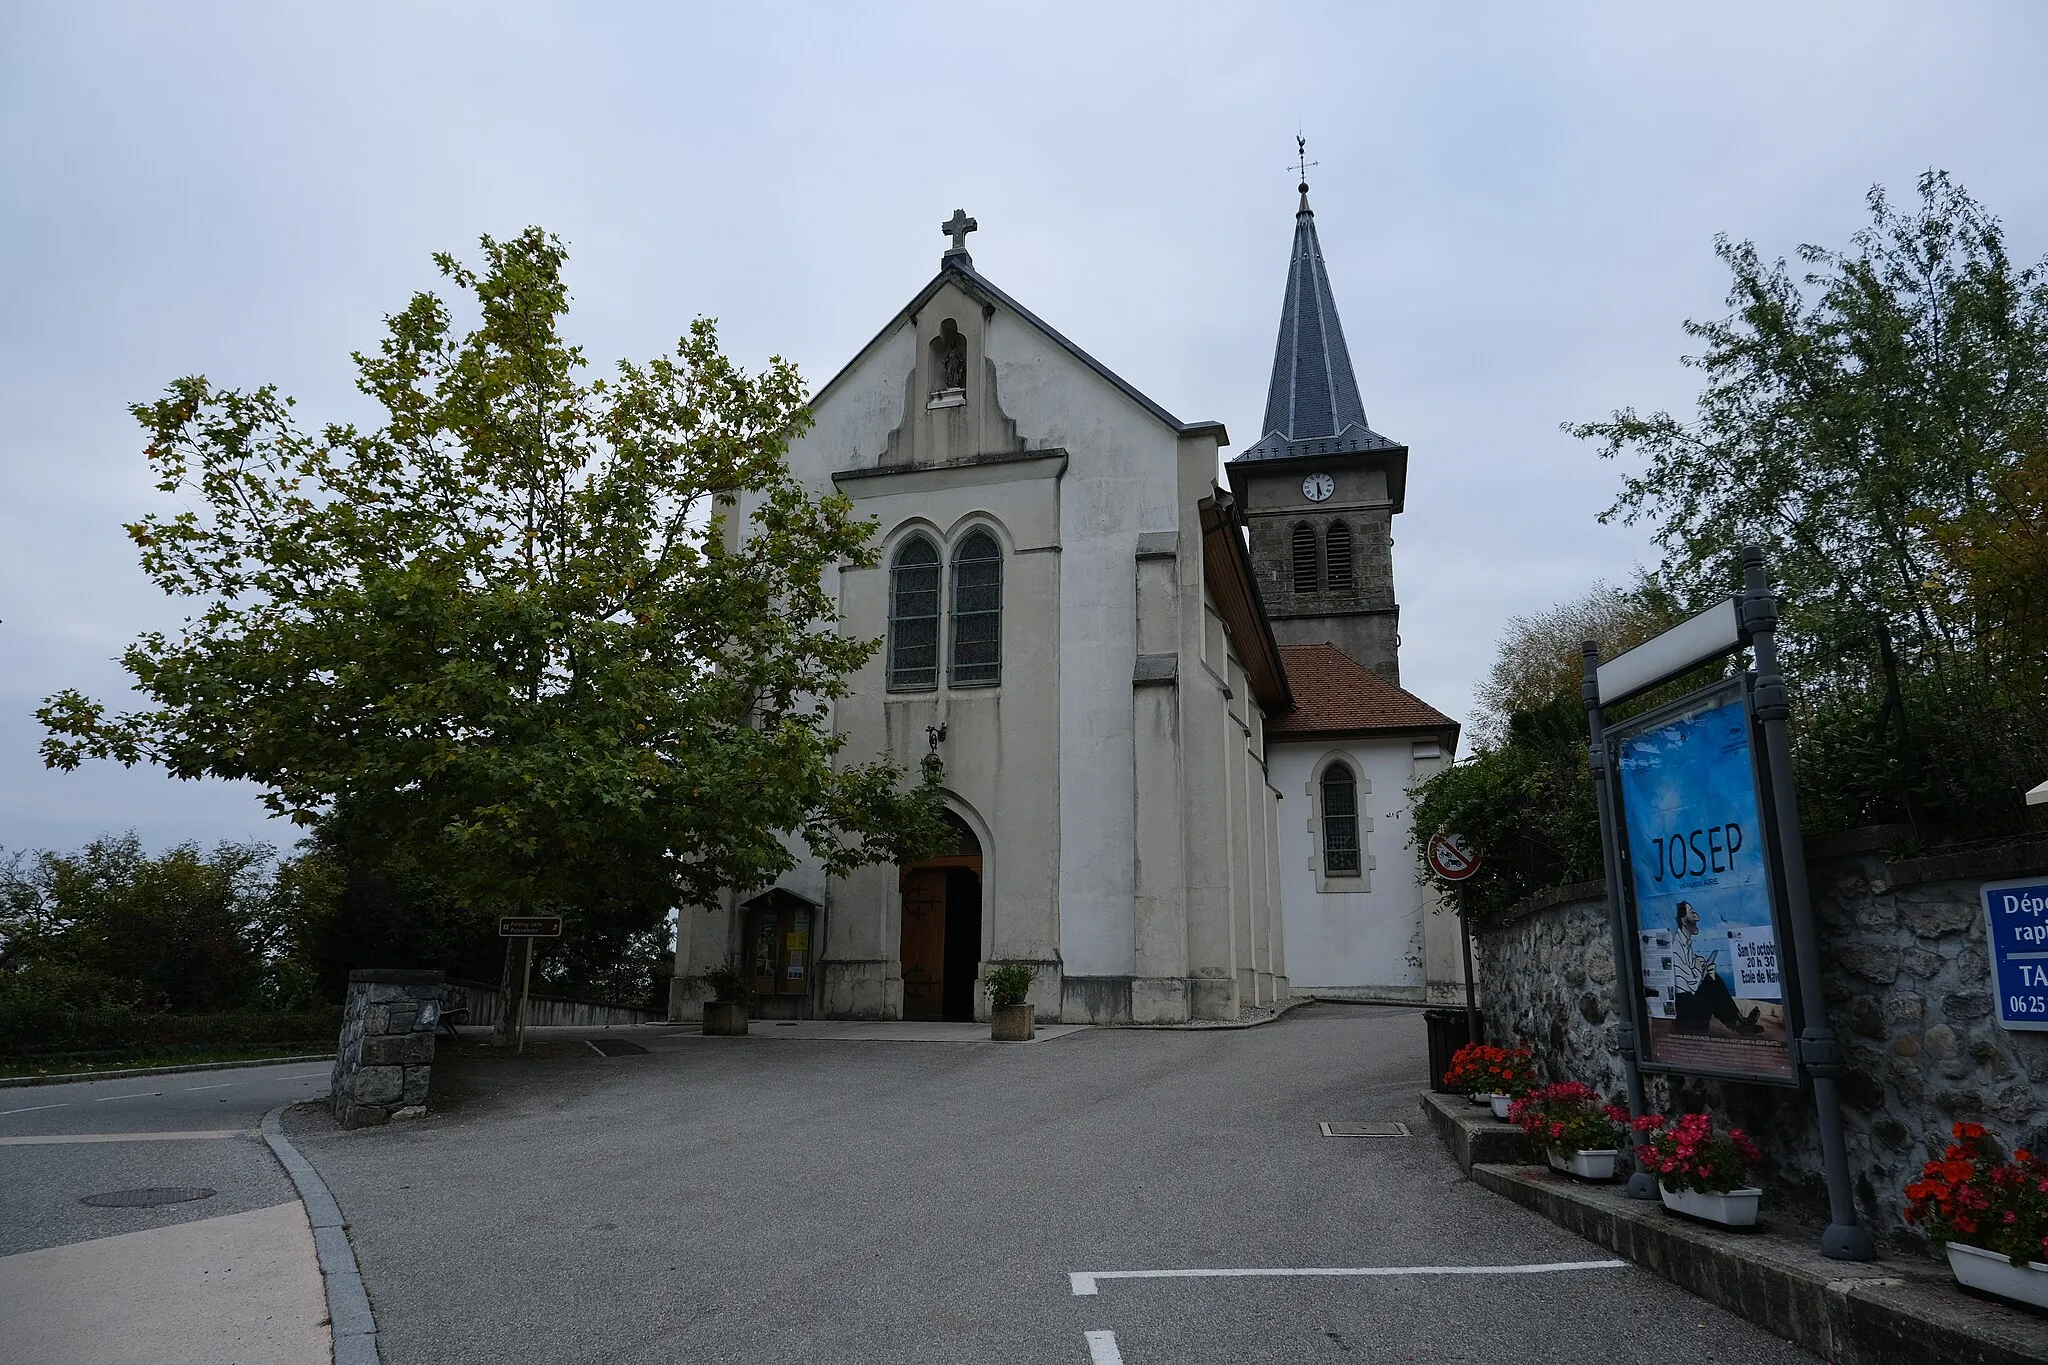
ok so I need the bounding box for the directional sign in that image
[1426,832,1481,882]
[499,915,563,938]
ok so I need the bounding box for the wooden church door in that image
[900,868,949,1021]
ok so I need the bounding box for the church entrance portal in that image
[899,812,983,1022]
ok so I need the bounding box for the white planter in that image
[1946,1240,2048,1309]
[1489,1094,1513,1120]
[1467,1093,1495,1108]
[1547,1149,1619,1181]
[1658,1183,1761,1227]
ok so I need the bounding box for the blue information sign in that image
[1982,876,2048,1031]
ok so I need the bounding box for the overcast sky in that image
[3,1,2044,857]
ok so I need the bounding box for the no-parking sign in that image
[1427,832,1481,882]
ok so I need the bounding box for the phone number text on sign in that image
[1982,877,2048,1031]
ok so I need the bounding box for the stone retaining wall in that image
[1474,834,2048,1245]
[331,968,444,1128]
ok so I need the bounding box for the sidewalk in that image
[1420,1091,2048,1365]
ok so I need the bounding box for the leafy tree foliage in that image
[1568,173,2048,833]
[39,231,950,980]
[1470,578,1681,747]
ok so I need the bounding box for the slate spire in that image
[1242,168,1397,462]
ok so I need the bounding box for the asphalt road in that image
[281,1005,1815,1365]
[0,1061,333,1257]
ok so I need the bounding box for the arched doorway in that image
[899,811,983,1021]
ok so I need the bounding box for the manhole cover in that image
[80,1187,217,1208]
[1319,1121,1410,1138]
[587,1039,648,1057]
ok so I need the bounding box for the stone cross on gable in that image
[942,209,978,256]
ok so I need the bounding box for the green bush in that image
[985,962,1037,1008]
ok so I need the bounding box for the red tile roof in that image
[1267,644,1460,740]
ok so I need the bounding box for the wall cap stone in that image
[1888,836,2048,890]
[1493,879,1606,930]
[346,968,447,986]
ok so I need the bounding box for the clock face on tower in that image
[1301,472,1335,502]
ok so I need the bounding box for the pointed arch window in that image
[1292,522,1320,595]
[1325,520,1354,590]
[888,535,941,691]
[1320,761,1362,876]
[949,529,1003,686]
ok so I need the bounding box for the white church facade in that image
[674,187,1464,1025]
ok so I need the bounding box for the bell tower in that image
[1226,161,1408,685]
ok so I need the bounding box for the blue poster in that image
[1615,683,1795,1080]
[1981,877,2048,1031]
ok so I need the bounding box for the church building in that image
[673,181,1464,1025]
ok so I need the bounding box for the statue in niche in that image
[934,318,967,392]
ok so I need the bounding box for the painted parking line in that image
[184,1082,235,1091]
[0,1103,69,1117]
[1068,1258,1629,1296]
[93,1092,164,1103]
[1085,1329,1124,1364]
[0,1129,255,1146]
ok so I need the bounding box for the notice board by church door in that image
[900,868,948,1021]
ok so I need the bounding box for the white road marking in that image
[93,1092,162,1102]
[0,1102,69,1117]
[1085,1329,1124,1364]
[0,1129,255,1145]
[1068,1259,1629,1296]
[280,1072,330,1080]
[184,1082,235,1091]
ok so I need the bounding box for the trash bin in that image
[1423,1007,1484,1092]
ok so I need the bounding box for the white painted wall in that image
[1270,735,1461,1001]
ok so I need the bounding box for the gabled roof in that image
[809,254,1226,444]
[1232,186,1401,465]
[1267,644,1458,742]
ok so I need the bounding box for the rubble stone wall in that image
[1474,834,2048,1245]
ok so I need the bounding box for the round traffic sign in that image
[1427,832,1482,882]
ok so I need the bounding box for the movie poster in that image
[1614,681,1796,1082]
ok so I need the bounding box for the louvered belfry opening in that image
[1325,520,1353,589]
[888,536,941,690]
[1291,522,1320,595]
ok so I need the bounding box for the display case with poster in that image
[1608,675,1802,1085]
[744,891,816,1005]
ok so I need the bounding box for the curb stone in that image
[262,1105,380,1365]
[0,1053,335,1088]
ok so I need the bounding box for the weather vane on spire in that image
[1291,133,1318,190]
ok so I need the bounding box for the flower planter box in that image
[1547,1149,1618,1181]
[991,1002,1035,1042]
[702,1001,749,1036]
[1467,1093,1495,1108]
[1659,1183,1761,1227]
[1946,1241,2048,1309]
[1489,1094,1513,1120]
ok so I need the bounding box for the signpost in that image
[1583,546,1874,1261]
[498,915,564,1055]
[1427,832,1483,1049]
[1982,877,2048,1031]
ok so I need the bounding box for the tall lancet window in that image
[1292,522,1320,594]
[1325,521,1354,590]
[1320,761,1362,876]
[949,529,1003,686]
[888,536,941,691]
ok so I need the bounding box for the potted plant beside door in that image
[1905,1121,2048,1309]
[987,963,1037,1041]
[702,964,751,1037]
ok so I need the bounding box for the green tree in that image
[39,229,949,1026]
[1568,172,2048,833]
[1470,577,1680,746]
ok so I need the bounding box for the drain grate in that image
[587,1039,649,1057]
[80,1186,217,1208]
[1319,1121,1411,1139]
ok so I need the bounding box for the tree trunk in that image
[493,933,519,1047]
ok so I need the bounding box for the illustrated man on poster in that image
[1672,899,1763,1035]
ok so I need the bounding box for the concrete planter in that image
[1489,1094,1513,1120]
[703,1001,749,1036]
[1659,1182,1761,1227]
[1945,1241,2048,1309]
[1547,1149,1618,1181]
[991,1002,1035,1042]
